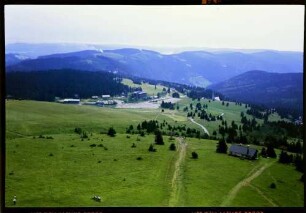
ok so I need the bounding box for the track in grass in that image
[188,117,210,136]
[221,160,277,207]
[168,137,187,206]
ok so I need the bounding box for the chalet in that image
[229,144,258,160]
[59,99,80,104]
[102,95,111,100]
[131,91,147,99]
[92,96,99,99]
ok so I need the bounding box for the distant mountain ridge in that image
[6,46,303,86]
[208,70,303,113]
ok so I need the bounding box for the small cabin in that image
[131,91,147,99]
[59,99,80,104]
[229,144,258,160]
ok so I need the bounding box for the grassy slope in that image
[183,138,304,207]
[5,100,304,207]
[121,78,165,96]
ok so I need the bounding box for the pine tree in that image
[155,129,164,145]
[107,127,116,137]
[216,138,227,154]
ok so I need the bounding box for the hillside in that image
[5,100,304,207]
[6,48,303,86]
[6,70,129,101]
[208,71,303,113]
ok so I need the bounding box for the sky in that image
[5,5,305,51]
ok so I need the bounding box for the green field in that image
[121,78,165,96]
[5,100,304,207]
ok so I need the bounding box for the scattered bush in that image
[49,153,54,157]
[169,143,176,151]
[90,144,96,148]
[126,135,130,138]
[136,137,141,141]
[107,127,116,137]
[104,147,108,150]
[98,160,102,163]
[46,136,54,139]
[192,151,198,159]
[131,143,136,148]
[148,144,156,152]
[114,159,117,161]
[136,157,143,160]
[270,183,276,189]
[39,135,45,138]
[70,145,75,147]
[98,144,104,147]
[9,171,14,175]
[74,127,82,134]
[33,136,36,139]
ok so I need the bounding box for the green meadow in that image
[5,100,304,207]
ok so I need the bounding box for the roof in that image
[102,95,111,98]
[229,144,257,158]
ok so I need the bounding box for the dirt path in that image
[249,184,278,206]
[168,137,187,206]
[188,118,210,136]
[221,160,276,207]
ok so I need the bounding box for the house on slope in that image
[131,91,147,99]
[229,144,258,160]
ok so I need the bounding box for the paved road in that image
[188,117,210,136]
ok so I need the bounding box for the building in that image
[131,91,147,99]
[214,96,221,101]
[229,144,258,160]
[92,96,99,99]
[59,99,80,104]
[102,95,111,100]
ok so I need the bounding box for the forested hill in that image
[6,48,303,86]
[208,70,303,114]
[6,70,130,101]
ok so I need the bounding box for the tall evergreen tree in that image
[155,129,164,145]
[216,138,227,154]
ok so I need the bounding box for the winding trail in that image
[168,137,187,206]
[221,160,276,207]
[188,118,210,136]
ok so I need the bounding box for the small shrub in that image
[49,153,54,157]
[114,159,117,161]
[9,171,14,175]
[98,160,102,163]
[270,183,276,189]
[70,145,75,147]
[148,144,156,152]
[104,147,108,150]
[39,135,45,138]
[136,137,141,141]
[136,157,143,160]
[46,136,54,139]
[33,136,36,139]
[126,135,130,138]
[192,151,198,159]
[98,144,103,147]
[169,143,176,151]
[90,144,96,147]
[131,143,136,148]
[107,127,116,137]
[140,131,145,137]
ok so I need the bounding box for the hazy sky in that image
[5,5,305,51]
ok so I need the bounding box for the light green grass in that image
[5,100,303,207]
[121,78,165,96]
[6,133,178,207]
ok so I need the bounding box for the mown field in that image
[5,100,304,207]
